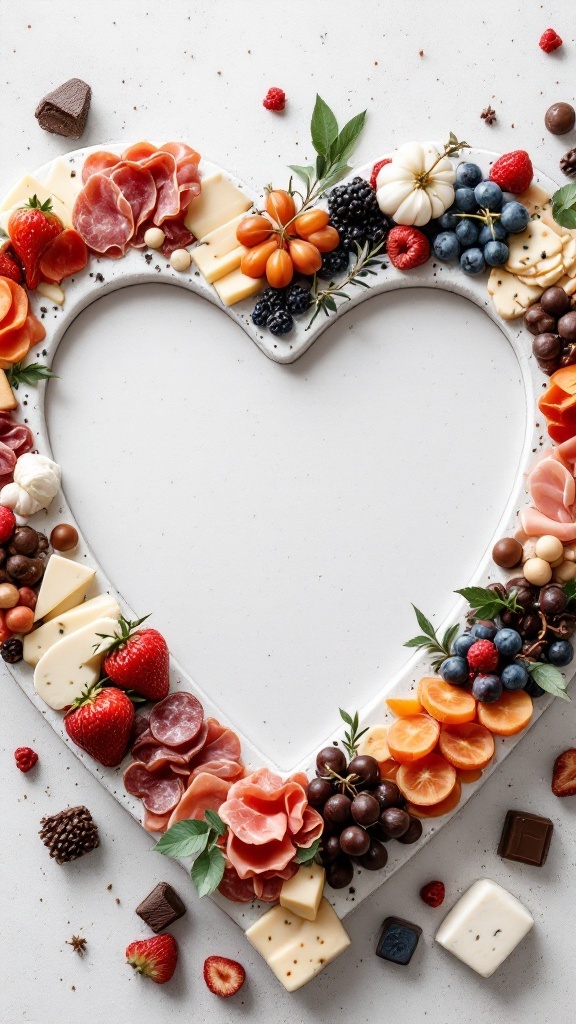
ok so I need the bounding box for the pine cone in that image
[560,147,576,177]
[39,805,99,864]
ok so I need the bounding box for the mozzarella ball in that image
[170,248,192,272]
[143,227,165,249]
[522,538,538,563]
[523,557,553,586]
[535,535,564,563]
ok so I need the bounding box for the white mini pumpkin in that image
[376,142,455,227]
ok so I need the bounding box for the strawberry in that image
[370,158,391,191]
[64,683,134,767]
[126,934,178,984]
[0,243,22,284]
[14,746,38,773]
[0,506,15,544]
[539,28,562,54]
[551,748,576,797]
[39,228,88,284]
[8,195,63,290]
[420,880,445,907]
[489,150,533,195]
[203,955,246,998]
[386,225,430,270]
[102,616,169,701]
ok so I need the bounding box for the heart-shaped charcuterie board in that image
[0,137,572,959]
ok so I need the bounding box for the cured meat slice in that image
[160,142,201,210]
[0,413,34,488]
[149,691,204,747]
[143,808,172,833]
[167,772,231,828]
[253,874,290,902]
[160,218,195,256]
[123,761,183,814]
[140,152,181,225]
[190,759,244,781]
[73,174,134,257]
[132,713,151,741]
[0,442,16,479]
[122,141,157,162]
[527,457,575,522]
[218,866,256,903]
[193,728,241,768]
[82,150,120,183]
[519,506,576,542]
[109,164,157,232]
[227,832,296,878]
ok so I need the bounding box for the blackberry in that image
[267,309,294,335]
[285,284,311,315]
[328,176,390,253]
[251,287,286,327]
[317,247,350,280]
[1,637,22,663]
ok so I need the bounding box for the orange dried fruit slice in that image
[407,778,462,818]
[458,767,484,785]
[397,753,457,806]
[386,697,424,717]
[418,676,476,724]
[378,758,400,781]
[476,689,533,736]
[438,722,495,771]
[386,714,440,764]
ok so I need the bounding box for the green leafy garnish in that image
[527,661,571,702]
[404,604,459,672]
[563,579,576,606]
[156,810,228,898]
[21,194,53,212]
[552,183,576,230]
[7,361,59,390]
[306,239,387,331]
[455,586,519,622]
[287,95,366,209]
[93,613,150,654]
[295,838,321,864]
[339,708,368,759]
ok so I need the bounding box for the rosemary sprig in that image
[306,240,387,330]
[339,708,368,759]
[7,361,58,390]
[404,605,458,672]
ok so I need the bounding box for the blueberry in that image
[494,629,523,658]
[524,676,545,699]
[474,181,503,211]
[455,162,483,189]
[470,622,497,641]
[454,188,478,213]
[455,219,479,247]
[438,209,459,231]
[472,673,503,703]
[453,633,476,658]
[460,247,485,274]
[500,201,530,234]
[433,231,461,262]
[440,655,470,685]
[501,662,529,690]
[478,222,507,245]
[484,240,509,266]
[547,639,574,667]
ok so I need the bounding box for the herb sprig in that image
[306,240,387,330]
[339,708,368,759]
[7,361,58,390]
[404,605,459,671]
[455,586,519,621]
[526,661,570,702]
[156,809,227,898]
[295,838,321,864]
[551,183,576,230]
[288,95,367,206]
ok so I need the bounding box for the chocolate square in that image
[497,809,553,867]
[376,916,422,965]
[35,79,91,138]
[135,882,186,933]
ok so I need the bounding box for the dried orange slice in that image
[397,753,457,806]
[458,768,484,785]
[418,676,476,724]
[378,759,400,781]
[438,722,495,771]
[407,778,462,818]
[386,697,424,717]
[477,689,533,736]
[386,714,440,764]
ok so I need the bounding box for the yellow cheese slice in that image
[33,616,118,710]
[508,252,563,278]
[0,370,17,411]
[506,220,563,273]
[517,263,565,289]
[0,174,73,229]
[280,864,325,922]
[213,266,264,306]
[487,268,543,320]
[184,173,252,240]
[42,158,82,215]
[24,593,121,667]
[34,555,96,622]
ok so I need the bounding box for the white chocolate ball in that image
[522,538,538,563]
[523,557,552,586]
[551,554,565,568]
[170,248,192,272]
[553,559,576,583]
[534,535,564,563]
[564,545,576,562]
[144,227,165,249]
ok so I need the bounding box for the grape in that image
[307,778,333,808]
[323,793,352,825]
[379,807,411,839]
[325,857,354,889]
[396,816,423,844]
[358,838,388,871]
[372,779,403,810]
[351,792,380,826]
[347,754,380,788]
[339,825,370,857]
[316,746,347,777]
[321,835,341,864]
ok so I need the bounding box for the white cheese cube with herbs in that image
[33,617,118,710]
[435,878,533,978]
[279,863,325,922]
[0,174,73,231]
[24,594,121,667]
[184,172,252,240]
[34,555,96,622]
[213,266,263,306]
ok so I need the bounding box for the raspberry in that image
[386,225,430,270]
[467,639,499,673]
[0,505,16,544]
[263,88,286,112]
[370,158,391,191]
[0,249,22,283]
[489,150,533,194]
[420,880,445,907]
[539,28,562,54]
[14,746,38,773]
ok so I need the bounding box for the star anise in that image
[481,105,497,125]
[67,934,87,956]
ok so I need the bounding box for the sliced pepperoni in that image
[132,713,151,742]
[160,218,195,256]
[149,691,204,748]
[123,761,161,797]
[142,776,184,815]
[73,173,134,257]
[217,867,256,904]
[253,875,286,903]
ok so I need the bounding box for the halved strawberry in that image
[203,955,246,998]
[8,196,63,290]
[551,748,576,797]
[39,228,88,283]
[126,934,178,984]
[0,242,23,284]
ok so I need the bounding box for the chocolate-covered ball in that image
[50,523,78,552]
[558,311,576,341]
[10,526,38,556]
[36,532,49,553]
[541,285,570,317]
[6,555,44,586]
[379,807,411,839]
[545,102,576,136]
[492,537,523,569]
[524,304,556,336]
[560,345,576,367]
[533,333,562,361]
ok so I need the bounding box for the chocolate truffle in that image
[545,102,576,136]
[135,882,186,933]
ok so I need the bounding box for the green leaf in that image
[527,661,571,701]
[191,845,226,898]
[7,362,59,390]
[310,95,339,157]
[412,605,437,640]
[333,111,367,163]
[403,634,434,649]
[442,623,459,652]
[287,164,314,188]
[295,838,321,864]
[316,153,327,180]
[563,579,576,605]
[339,708,354,728]
[455,587,517,621]
[319,161,352,191]
[155,819,210,859]
[552,183,576,229]
[204,809,227,837]
[324,295,338,312]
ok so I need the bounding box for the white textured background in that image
[1,2,575,1022]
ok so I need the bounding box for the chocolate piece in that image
[497,809,553,866]
[376,916,422,965]
[35,78,91,138]
[560,147,576,177]
[135,882,186,933]
[545,102,576,136]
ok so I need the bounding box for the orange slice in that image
[386,697,424,717]
[386,714,440,764]
[378,758,400,781]
[458,768,484,785]
[397,753,457,806]
[407,778,462,818]
[418,676,476,724]
[438,722,495,771]
[476,689,533,736]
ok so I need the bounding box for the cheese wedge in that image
[213,266,264,306]
[184,172,252,240]
[41,158,82,215]
[0,173,73,231]
[24,593,121,667]
[0,370,17,411]
[506,220,562,273]
[33,616,118,710]
[34,555,96,622]
[487,268,543,320]
[280,864,325,922]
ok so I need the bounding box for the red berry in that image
[386,225,430,270]
[14,746,38,773]
[420,880,445,908]
[370,158,391,191]
[65,684,134,767]
[467,639,499,673]
[103,620,169,702]
[0,246,23,284]
[551,747,576,797]
[489,150,533,195]
[203,955,246,998]
[0,506,16,544]
[126,934,178,984]
[539,28,562,53]
[263,88,286,112]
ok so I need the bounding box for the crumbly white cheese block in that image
[33,616,118,710]
[41,158,82,215]
[487,268,543,320]
[506,220,563,273]
[245,898,350,992]
[24,593,121,667]
[34,555,96,622]
[517,263,565,290]
[0,174,73,232]
[213,266,264,306]
[435,878,533,978]
[184,172,252,240]
[191,214,248,283]
[280,863,325,922]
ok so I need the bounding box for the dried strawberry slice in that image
[39,228,88,283]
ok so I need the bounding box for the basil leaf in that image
[333,111,367,163]
[204,809,227,837]
[528,662,571,701]
[564,579,576,605]
[404,635,434,648]
[155,819,210,858]
[7,362,59,390]
[552,183,576,229]
[310,95,338,157]
[412,605,437,640]
[191,846,226,898]
[320,162,352,191]
[295,838,321,864]
[287,164,314,188]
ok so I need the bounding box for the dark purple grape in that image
[307,777,333,808]
[396,816,423,845]
[323,793,352,825]
[351,792,380,826]
[358,838,388,871]
[316,746,347,777]
[347,754,380,788]
[339,825,370,857]
[539,585,568,617]
[325,857,354,889]
[379,807,411,839]
[372,779,402,811]
[321,835,342,864]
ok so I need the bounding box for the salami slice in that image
[217,867,256,904]
[149,692,204,748]
[132,713,151,742]
[142,776,183,815]
[143,808,171,833]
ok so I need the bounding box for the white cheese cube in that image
[184,173,252,240]
[34,555,96,621]
[191,232,246,283]
[0,173,73,229]
[33,616,118,710]
[280,863,325,922]
[435,878,533,978]
[24,594,121,667]
[213,266,263,306]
